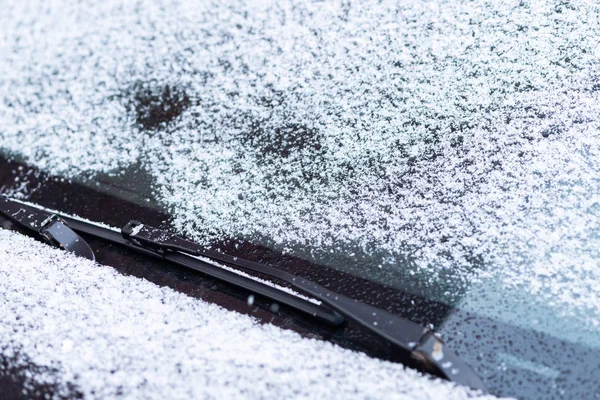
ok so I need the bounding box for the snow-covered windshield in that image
[1,0,600,397]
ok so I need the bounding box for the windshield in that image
[1,0,599,398]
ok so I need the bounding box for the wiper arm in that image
[122,220,487,391]
[0,196,487,392]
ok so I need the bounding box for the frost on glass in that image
[1,0,599,341]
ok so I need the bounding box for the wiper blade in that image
[122,220,487,391]
[0,197,487,392]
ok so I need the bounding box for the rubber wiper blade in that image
[0,196,95,261]
[0,196,486,391]
[122,220,488,392]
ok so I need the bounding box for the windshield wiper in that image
[0,196,342,325]
[0,196,487,392]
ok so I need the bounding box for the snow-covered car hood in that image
[0,229,497,399]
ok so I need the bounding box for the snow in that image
[0,229,498,399]
[0,0,600,395]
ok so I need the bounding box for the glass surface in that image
[2,94,600,398]
[2,143,599,398]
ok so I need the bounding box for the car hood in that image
[0,229,499,399]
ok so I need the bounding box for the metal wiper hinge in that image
[0,197,95,261]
